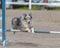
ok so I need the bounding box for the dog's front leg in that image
[25,28,31,32]
[28,29,31,32]
[31,27,34,33]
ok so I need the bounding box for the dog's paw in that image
[32,31,34,33]
[31,28,34,33]
[28,30,31,32]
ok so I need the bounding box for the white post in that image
[29,0,31,10]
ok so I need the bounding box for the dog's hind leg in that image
[12,27,17,35]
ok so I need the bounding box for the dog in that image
[11,13,34,34]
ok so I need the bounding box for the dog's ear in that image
[23,13,27,16]
[23,13,27,20]
[29,13,32,19]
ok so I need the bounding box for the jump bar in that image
[35,30,60,34]
[6,29,60,34]
[6,29,21,32]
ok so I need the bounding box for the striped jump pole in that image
[6,29,60,34]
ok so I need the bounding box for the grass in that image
[54,7,60,10]
[18,5,43,10]
[32,5,42,10]
[45,7,60,10]
[18,6,29,10]
[18,5,60,10]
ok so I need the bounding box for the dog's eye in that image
[25,14,27,16]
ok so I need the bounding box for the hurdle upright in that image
[0,0,8,46]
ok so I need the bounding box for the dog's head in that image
[23,13,32,23]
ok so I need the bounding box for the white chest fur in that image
[22,21,29,28]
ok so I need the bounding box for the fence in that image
[6,0,60,9]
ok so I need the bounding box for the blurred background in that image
[0,0,60,10]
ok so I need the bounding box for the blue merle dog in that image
[11,13,34,34]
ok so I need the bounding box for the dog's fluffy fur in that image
[11,13,34,34]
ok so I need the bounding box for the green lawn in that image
[18,5,60,10]
[18,5,42,10]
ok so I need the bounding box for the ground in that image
[0,9,60,48]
